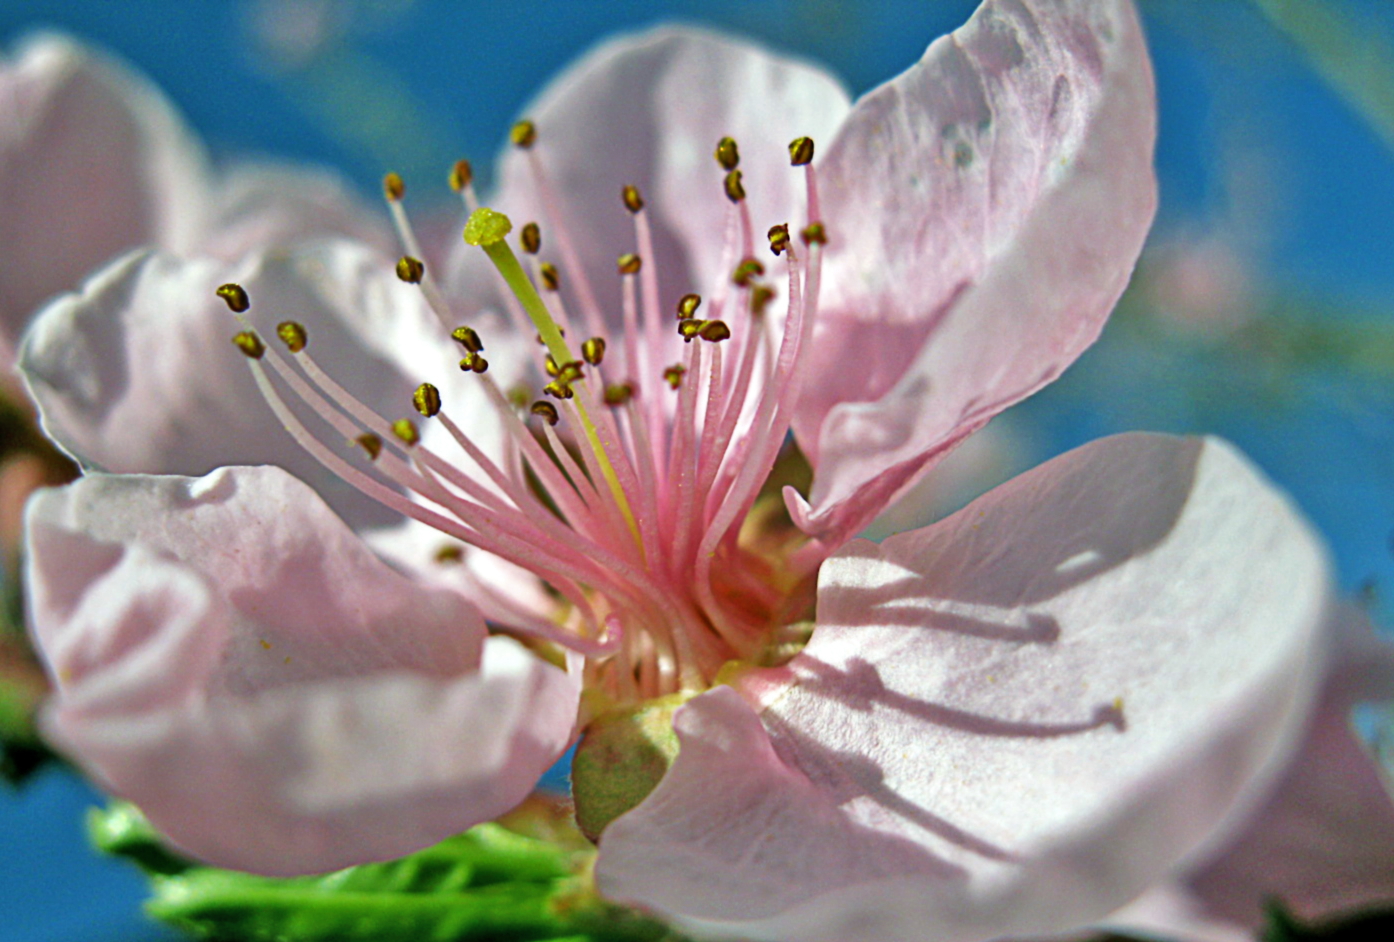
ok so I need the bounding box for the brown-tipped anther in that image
[751,284,776,316]
[511,119,537,149]
[459,352,489,374]
[232,330,265,359]
[768,223,791,257]
[678,318,703,342]
[789,135,815,166]
[530,401,560,426]
[801,221,827,245]
[391,418,420,446]
[543,379,574,400]
[699,319,731,343]
[276,321,308,353]
[724,169,745,203]
[603,382,634,406]
[732,257,765,286]
[435,543,465,564]
[520,222,541,255]
[676,293,701,320]
[356,433,383,460]
[216,283,250,313]
[383,172,405,202]
[544,353,560,377]
[714,136,739,170]
[448,159,473,192]
[663,364,687,389]
[622,184,644,213]
[540,262,560,291]
[396,255,425,283]
[582,337,607,365]
[413,382,442,417]
[617,252,642,275]
[451,325,484,353]
[559,360,585,384]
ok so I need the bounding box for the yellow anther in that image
[451,326,483,353]
[435,543,465,563]
[724,169,745,203]
[544,354,561,378]
[356,433,383,460]
[789,135,815,166]
[603,383,634,406]
[714,136,740,170]
[511,119,537,149]
[396,255,425,283]
[448,159,473,192]
[622,184,644,213]
[383,172,405,202]
[391,418,420,446]
[663,364,687,389]
[463,207,513,247]
[699,320,731,343]
[232,330,265,359]
[530,401,560,426]
[732,257,765,286]
[582,337,607,365]
[617,252,642,275]
[751,284,776,315]
[559,360,585,383]
[539,262,560,291]
[768,223,791,257]
[678,318,703,342]
[520,222,541,255]
[217,283,251,313]
[676,293,701,320]
[801,221,827,245]
[459,352,489,373]
[543,379,574,400]
[276,321,308,353]
[413,382,441,417]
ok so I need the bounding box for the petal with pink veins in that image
[598,434,1330,942]
[791,0,1158,543]
[26,465,580,875]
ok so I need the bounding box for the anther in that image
[356,433,383,460]
[276,321,308,353]
[801,221,827,245]
[678,318,703,342]
[582,337,607,365]
[676,293,702,320]
[663,364,687,389]
[789,135,815,166]
[511,119,537,149]
[232,330,265,359]
[559,361,586,384]
[714,136,740,170]
[391,418,420,446]
[622,184,644,213]
[724,169,745,203]
[383,172,405,202]
[617,252,642,275]
[435,544,465,564]
[732,257,765,286]
[216,283,250,313]
[751,284,776,315]
[459,352,489,373]
[699,320,731,343]
[413,382,442,417]
[396,255,425,283]
[451,326,484,353]
[768,223,791,256]
[603,383,634,406]
[543,380,574,400]
[448,159,473,192]
[544,353,560,377]
[520,222,541,255]
[539,262,560,291]
[530,401,560,426]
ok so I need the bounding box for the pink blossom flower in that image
[16,2,1394,941]
[0,31,386,369]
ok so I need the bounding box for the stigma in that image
[221,128,829,702]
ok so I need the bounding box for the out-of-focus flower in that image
[15,2,1394,941]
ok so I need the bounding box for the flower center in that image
[221,129,829,702]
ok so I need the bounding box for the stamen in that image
[435,544,464,563]
[520,222,541,255]
[382,172,405,202]
[723,169,745,203]
[539,262,560,291]
[382,171,453,330]
[732,258,764,286]
[451,326,484,353]
[510,119,537,149]
[391,418,420,447]
[698,320,731,342]
[714,136,740,170]
[531,401,560,426]
[412,382,442,417]
[678,318,702,342]
[768,224,791,257]
[356,433,383,460]
[396,256,425,284]
[801,222,827,246]
[622,184,644,213]
[276,321,308,353]
[788,135,815,166]
[617,253,642,275]
[232,330,265,359]
[582,337,607,365]
[448,159,473,193]
[604,383,633,406]
[459,352,490,373]
[216,283,250,313]
[676,293,701,320]
[663,364,686,389]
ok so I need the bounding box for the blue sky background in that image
[3,2,1394,941]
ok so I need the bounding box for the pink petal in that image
[474,26,851,324]
[0,32,209,360]
[18,240,486,530]
[791,0,1158,543]
[598,434,1330,942]
[26,465,580,875]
